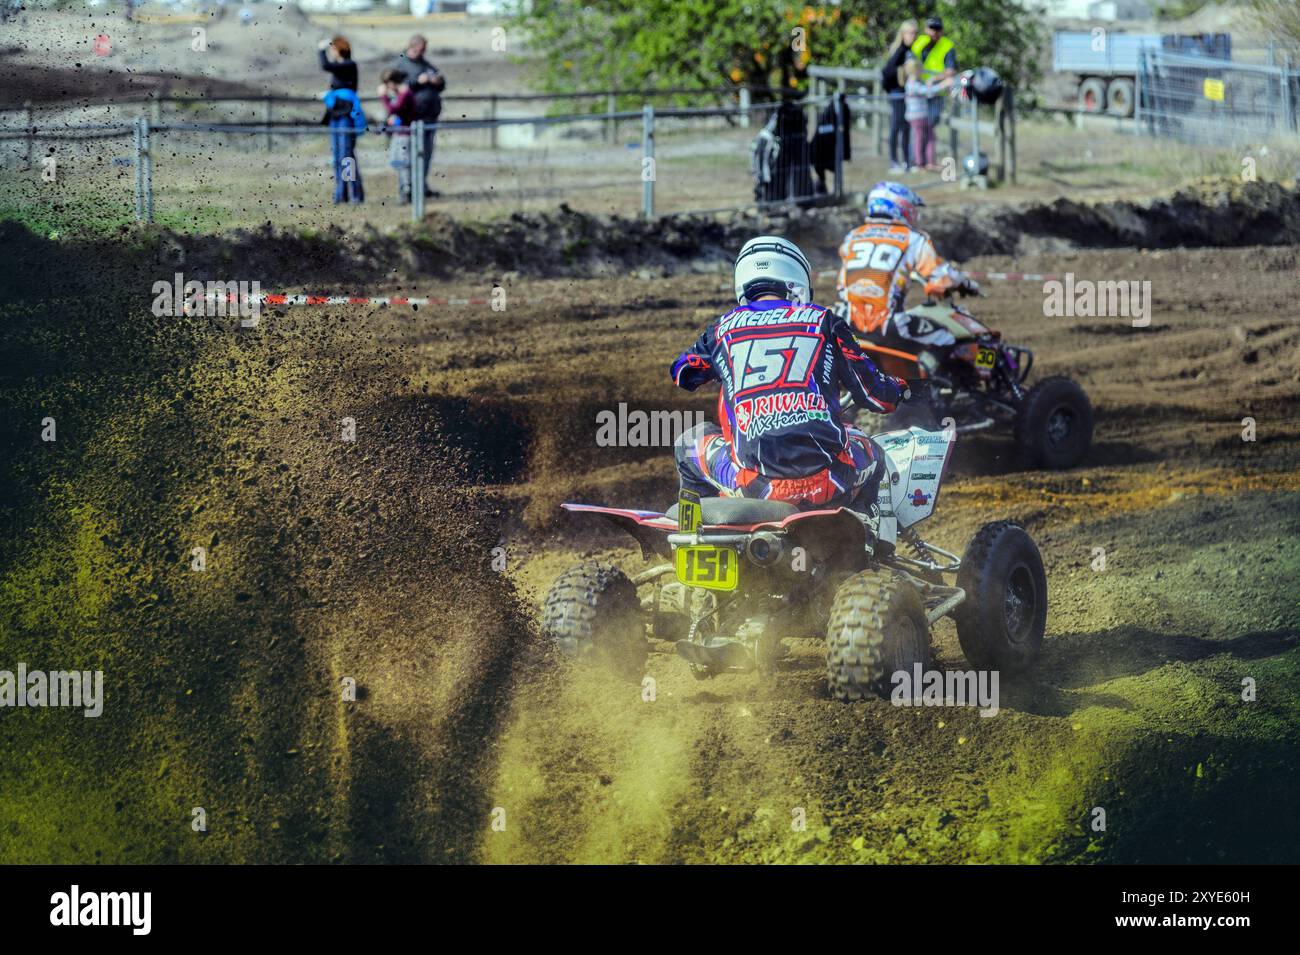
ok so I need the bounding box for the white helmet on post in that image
[733,235,813,305]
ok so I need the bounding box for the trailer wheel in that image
[1107,78,1135,117]
[1078,77,1108,113]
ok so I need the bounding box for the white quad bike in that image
[542,425,1046,700]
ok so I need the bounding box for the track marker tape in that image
[199,293,491,307]
[809,268,1059,283]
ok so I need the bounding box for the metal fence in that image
[1138,49,1300,144]
[0,84,1016,224]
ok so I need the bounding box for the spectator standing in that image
[390,34,446,199]
[319,37,364,204]
[882,19,918,173]
[911,16,957,134]
[903,58,940,171]
[319,35,359,91]
[379,69,418,203]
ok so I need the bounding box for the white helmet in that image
[733,235,813,305]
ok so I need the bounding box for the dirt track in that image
[472,243,1300,863]
[2,216,1299,863]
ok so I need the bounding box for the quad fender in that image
[561,504,675,559]
[783,509,871,571]
[875,426,957,529]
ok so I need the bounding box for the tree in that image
[1240,0,1300,53]
[512,1,1042,106]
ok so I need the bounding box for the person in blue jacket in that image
[319,37,366,204]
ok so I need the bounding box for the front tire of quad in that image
[826,570,931,702]
[953,521,1047,673]
[1015,376,1093,470]
[541,561,647,679]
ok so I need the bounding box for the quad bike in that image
[541,425,1047,700]
[842,276,1094,470]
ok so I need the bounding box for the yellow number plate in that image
[674,545,739,591]
[974,347,997,369]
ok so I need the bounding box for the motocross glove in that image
[904,378,934,402]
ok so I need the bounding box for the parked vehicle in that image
[1052,30,1231,117]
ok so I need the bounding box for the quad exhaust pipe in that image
[745,532,784,566]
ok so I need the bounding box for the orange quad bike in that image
[842,274,1094,470]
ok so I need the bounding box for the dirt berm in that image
[5,179,1296,296]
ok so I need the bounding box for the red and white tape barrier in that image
[244,294,491,307]
[811,268,1059,283]
[197,269,1061,311]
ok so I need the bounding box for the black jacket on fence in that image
[750,101,813,203]
[810,93,851,178]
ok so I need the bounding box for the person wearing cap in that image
[911,16,957,130]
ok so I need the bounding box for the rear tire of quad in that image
[953,521,1047,673]
[1015,375,1093,470]
[541,562,647,679]
[826,570,931,702]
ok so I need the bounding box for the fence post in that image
[488,94,498,149]
[873,93,884,156]
[264,96,273,152]
[833,97,844,201]
[996,97,1007,185]
[411,120,425,222]
[23,100,33,170]
[141,114,153,223]
[150,92,162,127]
[641,104,655,220]
[866,90,878,155]
[1134,53,1144,130]
[606,91,616,142]
[738,86,750,128]
[133,116,144,222]
[1006,87,1017,185]
[1282,53,1296,133]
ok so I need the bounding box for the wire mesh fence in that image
[1139,49,1300,145]
[0,85,1014,226]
